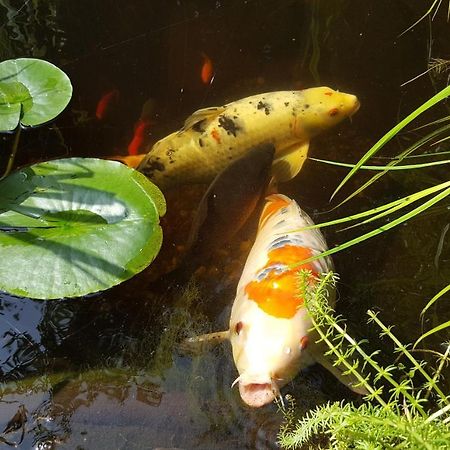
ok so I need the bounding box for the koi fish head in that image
[294,86,360,137]
[229,291,313,407]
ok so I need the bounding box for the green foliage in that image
[0,57,166,299]
[278,272,450,449]
[0,58,72,131]
[330,84,450,204]
[279,400,450,450]
[0,158,166,299]
[292,85,450,273]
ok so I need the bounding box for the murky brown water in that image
[1,1,450,449]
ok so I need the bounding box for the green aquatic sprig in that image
[367,310,449,406]
[278,400,450,450]
[279,271,450,449]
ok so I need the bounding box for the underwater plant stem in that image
[305,272,388,408]
[1,124,22,180]
[368,311,449,406]
[306,272,428,417]
[425,343,450,402]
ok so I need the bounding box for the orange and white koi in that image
[228,193,333,407]
[138,87,359,192]
[185,194,365,407]
[95,89,119,120]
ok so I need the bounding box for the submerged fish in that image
[128,118,151,155]
[96,89,119,120]
[200,52,214,85]
[184,194,365,407]
[183,143,275,269]
[138,87,359,191]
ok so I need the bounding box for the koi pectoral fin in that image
[272,141,309,182]
[178,330,230,356]
[308,340,369,396]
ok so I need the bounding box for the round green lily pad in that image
[0,58,72,132]
[0,158,166,299]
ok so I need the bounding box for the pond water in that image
[1,1,450,449]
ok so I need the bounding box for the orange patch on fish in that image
[244,245,316,318]
[259,194,291,228]
[211,128,221,144]
[328,108,339,117]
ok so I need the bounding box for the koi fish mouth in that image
[238,381,280,408]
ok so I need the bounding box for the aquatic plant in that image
[0,58,166,299]
[401,0,450,36]
[294,84,450,298]
[279,80,450,449]
[278,271,450,449]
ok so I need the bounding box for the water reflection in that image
[0,293,45,380]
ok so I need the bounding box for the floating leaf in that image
[0,58,72,132]
[0,158,166,299]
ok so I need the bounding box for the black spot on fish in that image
[284,102,289,107]
[166,148,176,162]
[304,104,310,109]
[218,115,240,137]
[199,138,204,147]
[257,100,271,115]
[143,159,165,176]
[192,119,207,133]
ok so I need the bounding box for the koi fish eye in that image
[235,321,244,335]
[299,335,309,350]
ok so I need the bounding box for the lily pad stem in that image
[0,123,22,180]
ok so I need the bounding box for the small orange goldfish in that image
[200,52,214,85]
[95,89,119,120]
[127,119,151,155]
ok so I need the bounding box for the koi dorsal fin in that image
[259,194,291,229]
[181,105,226,131]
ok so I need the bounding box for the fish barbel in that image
[138,87,359,191]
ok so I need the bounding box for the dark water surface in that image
[1,1,450,449]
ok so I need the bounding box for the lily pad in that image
[0,158,166,299]
[0,58,72,132]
